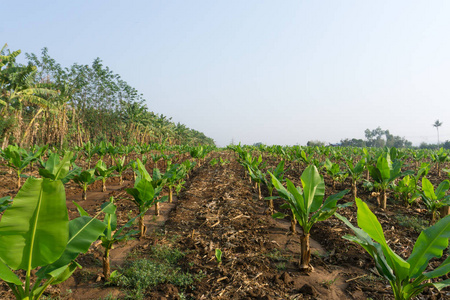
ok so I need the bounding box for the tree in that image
[364,127,412,148]
[433,119,443,146]
[365,127,386,147]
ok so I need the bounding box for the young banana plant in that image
[431,148,448,177]
[164,163,186,203]
[189,146,206,167]
[72,169,97,201]
[1,145,37,189]
[149,167,168,215]
[324,159,343,189]
[96,141,109,162]
[336,198,450,300]
[393,175,421,206]
[270,165,348,272]
[74,197,139,280]
[0,155,112,300]
[263,160,285,211]
[369,152,413,210]
[114,156,131,185]
[26,144,48,174]
[151,153,164,169]
[38,151,81,184]
[95,160,117,192]
[125,161,168,237]
[420,178,450,224]
[247,164,266,201]
[82,141,96,169]
[345,158,365,199]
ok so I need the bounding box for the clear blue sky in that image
[3,0,450,147]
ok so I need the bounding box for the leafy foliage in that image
[336,198,450,300]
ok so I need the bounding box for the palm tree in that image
[433,119,443,146]
[1,45,57,147]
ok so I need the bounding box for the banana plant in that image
[161,153,175,171]
[125,161,168,237]
[323,159,344,189]
[1,145,36,188]
[82,141,97,169]
[296,149,310,167]
[345,158,365,199]
[96,141,109,162]
[26,144,48,174]
[95,160,117,192]
[410,150,425,171]
[247,163,266,201]
[114,156,131,185]
[72,169,97,201]
[431,148,448,177]
[189,146,206,167]
[369,152,413,210]
[393,175,421,206]
[335,198,450,300]
[0,157,112,300]
[150,153,164,169]
[149,167,168,216]
[106,143,120,165]
[421,178,450,224]
[164,163,186,203]
[38,151,81,184]
[181,159,196,179]
[209,158,218,167]
[362,148,374,181]
[74,198,139,280]
[270,165,349,272]
[263,160,285,211]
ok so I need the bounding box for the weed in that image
[126,248,141,259]
[99,293,117,300]
[321,276,338,288]
[118,244,203,299]
[395,213,428,233]
[150,244,185,264]
[359,272,384,282]
[265,249,289,262]
[275,262,286,271]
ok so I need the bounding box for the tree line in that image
[0,44,214,149]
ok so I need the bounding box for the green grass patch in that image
[265,249,288,261]
[395,213,428,233]
[118,244,203,300]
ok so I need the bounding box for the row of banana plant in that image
[233,144,450,224]
[231,144,450,299]
[0,142,205,299]
[0,142,214,188]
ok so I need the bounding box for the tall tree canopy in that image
[0,45,214,148]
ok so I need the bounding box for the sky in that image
[2,0,450,147]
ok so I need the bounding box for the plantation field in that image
[1,145,450,299]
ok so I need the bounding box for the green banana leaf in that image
[0,177,68,270]
[408,214,450,278]
[0,260,22,285]
[355,198,410,281]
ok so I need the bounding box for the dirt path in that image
[156,154,358,299]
